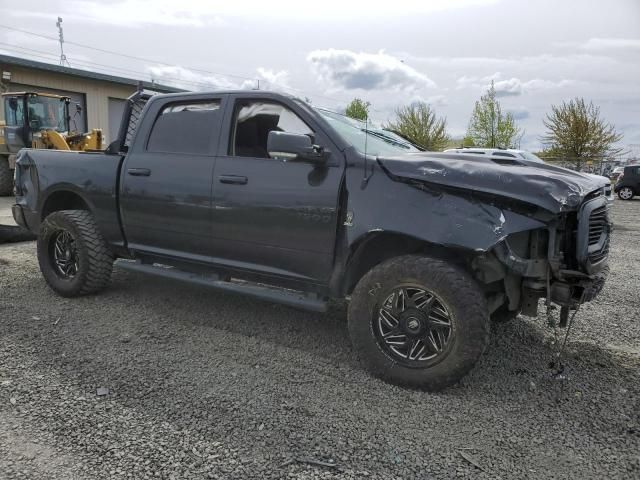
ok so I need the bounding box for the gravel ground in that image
[1,200,639,479]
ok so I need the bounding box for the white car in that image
[444,148,614,202]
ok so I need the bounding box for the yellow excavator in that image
[0,91,103,195]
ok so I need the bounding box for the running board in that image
[114,260,328,312]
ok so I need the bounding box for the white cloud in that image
[146,65,292,92]
[147,65,236,90]
[255,68,291,91]
[492,78,524,96]
[457,72,575,96]
[307,49,436,92]
[581,37,640,52]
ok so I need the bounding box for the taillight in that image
[13,165,22,196]
[13,155,24,196]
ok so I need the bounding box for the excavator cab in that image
[3,92,70,153]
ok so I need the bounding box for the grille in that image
[587,205,609,263]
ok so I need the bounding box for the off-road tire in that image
[491,303,520,323]
[617,187,634,201]
[0,156,13,196]
[348,255,490,391]
[38,210,114,297]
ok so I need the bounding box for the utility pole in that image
[56,17,70,67]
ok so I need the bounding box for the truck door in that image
[119,96,226,261]
[210,96,343,283]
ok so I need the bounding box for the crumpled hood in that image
[378,152,608,213]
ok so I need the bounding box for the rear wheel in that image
[0,156,13,196]
[618,187,634,200]
[348,255,489,391]
[37,210,114,297]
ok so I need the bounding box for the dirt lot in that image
[1,200,639,479]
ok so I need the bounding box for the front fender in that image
[345,161,546,254]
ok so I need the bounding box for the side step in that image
[114,260,328,313]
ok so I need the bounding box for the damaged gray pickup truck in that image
[12,90,611,390]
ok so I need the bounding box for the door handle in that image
[127,168,151,177]
[219,175,248,185]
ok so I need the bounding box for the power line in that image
[0,43,249,91]
[0,23,370,111]
[0,42,355,107]
[0,23,257,83]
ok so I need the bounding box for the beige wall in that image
[0,65,138,141]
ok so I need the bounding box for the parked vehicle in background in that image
[12,90,612,390]
[610,166,625,182]
[614,165,640,200]
[444,147,614,202]
[0,91,103,196]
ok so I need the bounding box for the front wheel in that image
[617,187,634,200]
[37,210,114,297]
[348,255,489,391]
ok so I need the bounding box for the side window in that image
[147,100,220,155]
[4,98,24,127]
[231,101,313,158]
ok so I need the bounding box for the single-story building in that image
[0,53,183,143]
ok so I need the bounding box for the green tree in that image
[542,97,623,170]
[345,98,370,121]
[466,81,522,148]
[385,102,450,151]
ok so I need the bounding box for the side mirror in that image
[267,131,328,165]
[8,97,18,111]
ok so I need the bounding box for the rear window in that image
[147,100,221,155]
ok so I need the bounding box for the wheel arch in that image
[41,188,93,221]
[342,230,475,295]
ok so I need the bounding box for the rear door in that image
[210,96,343,283]
[119,95,226,261]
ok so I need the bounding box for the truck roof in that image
[146,89,298,101]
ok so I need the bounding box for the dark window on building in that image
[230,101,313,158]
[147,101,221,155]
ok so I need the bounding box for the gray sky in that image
[1,0,639,151]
